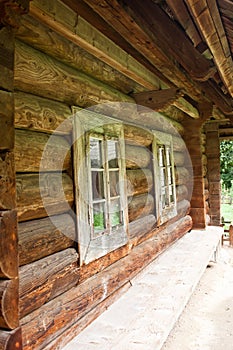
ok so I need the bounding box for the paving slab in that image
[63,227,223,350]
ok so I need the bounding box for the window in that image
[153,131,177,224]
[73,108,128,264]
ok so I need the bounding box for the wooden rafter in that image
[186,0,233,97]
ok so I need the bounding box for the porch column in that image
[205,122,221,226]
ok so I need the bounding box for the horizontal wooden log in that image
[125,144,151,169]
[14,40,132,106]
[14,91,72,134]
[0,211,18,279]
[173,151,185,167]
[16,173,74,222]
[21,215,192,349]
[126,169,153,196]
[128,193,154,222]
[0,27,14,92]
[129,214,156,241]
[0,328,22,350]
[0,152,15,210]
[0,279,18,330]
[19,248,79,318]
[16,14,145,95]
[124,124,153,147]
[0,91,14,150]
[175,167,191,185]
[18,214,75,266]
[15,129,71,172]
[176,185,189,202]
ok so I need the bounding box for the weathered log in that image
[125,144,151,169]
[21,215,192,350]
[129,214,156,240]
[176,185,189,202]
[173,151,185,167]
[124,124,153,146]
[15,129,71,172]
[0,152,15,210]
[0,328,22,350]
[0,279,18,330]
[14,40,132,106]
[16,14,145,95]
[128,193,154,222]
[0,91,14,150]
[18,214,75,266]
[126,169,153,196]
[19,248,79,318]
[16,173,74,222]
[14,91,72,134]
[0,27,14,92]
[0,211,18,279]
[175,167,191,185]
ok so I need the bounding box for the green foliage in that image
[220,140,233,190]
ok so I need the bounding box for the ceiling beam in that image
[186,0,233,97]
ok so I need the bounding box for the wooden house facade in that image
[0,0,232,349]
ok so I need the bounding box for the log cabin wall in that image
[0,0,192,348]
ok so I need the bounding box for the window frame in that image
[73,108,129,265]
[152,130,177,225]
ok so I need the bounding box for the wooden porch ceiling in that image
[61,0,233,119]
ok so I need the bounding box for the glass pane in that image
[109,199,121,228]
[93,202,106,233]
[91,170,104,200]
[109,170,120,197]
[108,140,118,168]
[90,138,102,168]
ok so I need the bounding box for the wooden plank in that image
[0,278,19,330]
[0,152,15,210]
[0,328,22,350]
[125,144,151,169]
[14,39,133,106]
[14,91,72,134]
[19,248,80,318]
[18,214,75,266]
[126,169,153,196]
[20,215,192,350]
[16,173,74,222]
[128,193,154,222]
[15,129,71,172]
[0,91,14,150]
[132,88,183,111]
[0,211,18,279]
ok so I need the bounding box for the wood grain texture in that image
[0,278,19,329]
[125,144,151,169]
[0,91,14,150]
[18,213,75,266]
[16,173,74,222]
[0,152,15,210]
[20,215,192,350]
[128,193,154,222]
[15,129,71,172]
[0,211,18,279]
[14,40,133,106]
[15,91,72,134]
[19,248,79,318]
[126,168,153,196]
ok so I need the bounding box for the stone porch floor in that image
[62,227,223,350]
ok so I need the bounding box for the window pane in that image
[91,170,105,200]
[110,199,122,228]
[109,170,120,197]
[93,202,106,233]
[108,140,118,168]
[90,138,102,168]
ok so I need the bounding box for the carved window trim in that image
[152,130,177,224]
[72,108,129,265]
